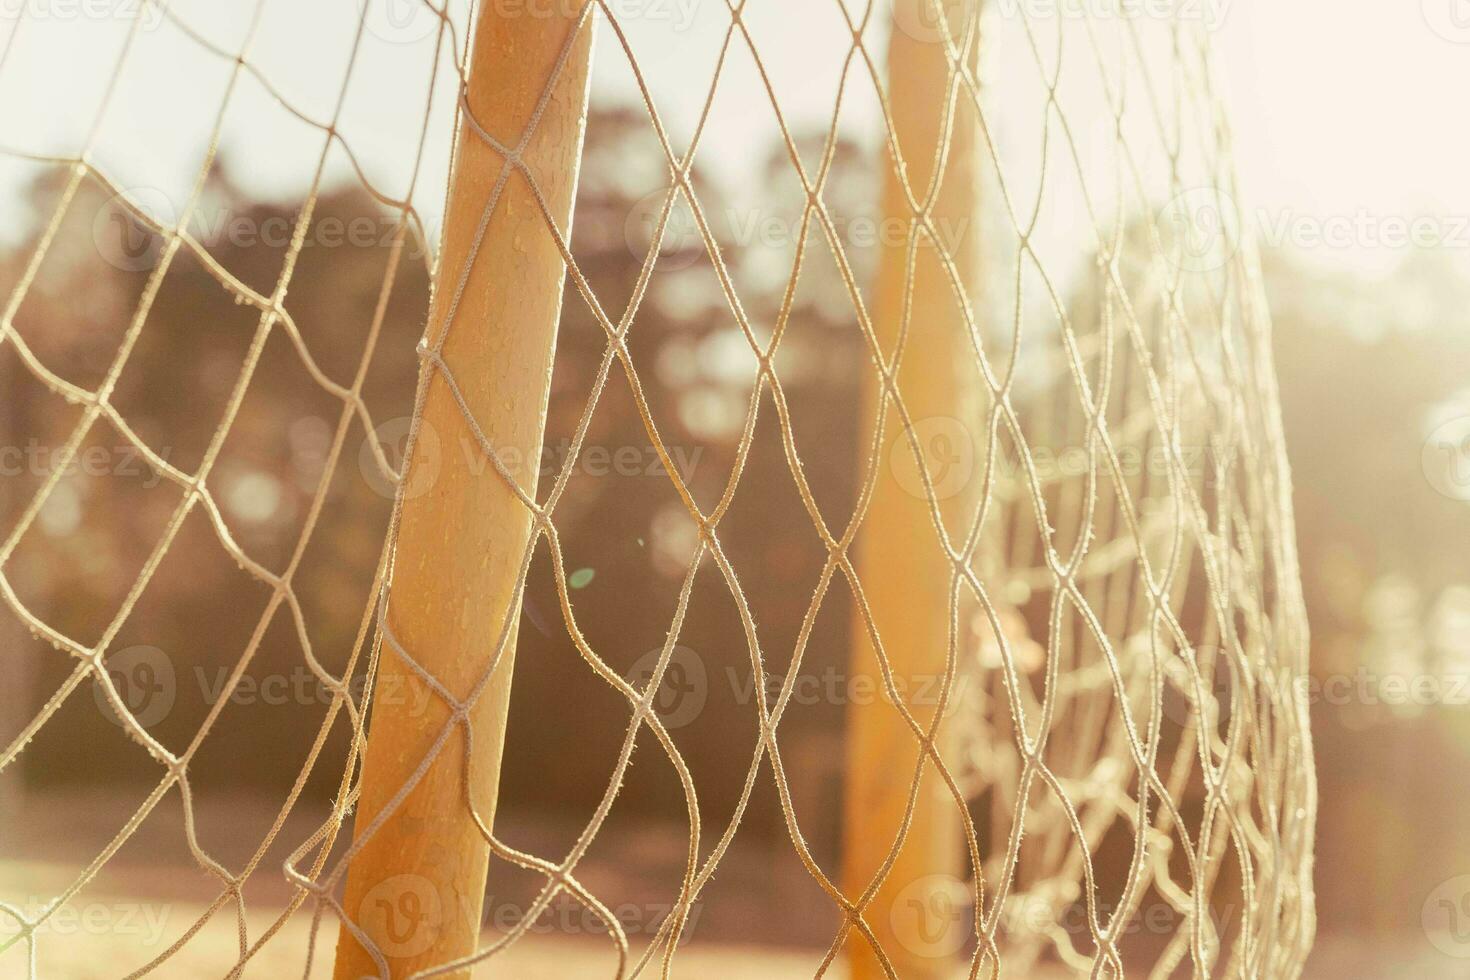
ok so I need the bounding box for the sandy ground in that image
[1,789,1457,978]
[0,787,859,978]
[4,847,832,978]
[4,883,1462,980]
[2,892,828,980]
[2,865,1460,979]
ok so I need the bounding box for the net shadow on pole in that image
[330,4,595,977]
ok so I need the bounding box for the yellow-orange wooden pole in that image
[333,5,593,978]
[843,0,981,977]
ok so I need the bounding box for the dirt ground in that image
[0,788,1454,978]
[3,896,826,980]
[0,786,856,978]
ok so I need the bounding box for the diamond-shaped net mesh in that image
[0,0,1314,976]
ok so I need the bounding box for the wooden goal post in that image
[843,1,982,977]
[332,5,594,977]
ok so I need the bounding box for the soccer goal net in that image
[0,0,1314,977]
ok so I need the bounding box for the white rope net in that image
[0,0,1315,977]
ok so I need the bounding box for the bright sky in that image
[1231,0,1470,217]
[0,0,1465,278]
[1215,0,1470,271]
